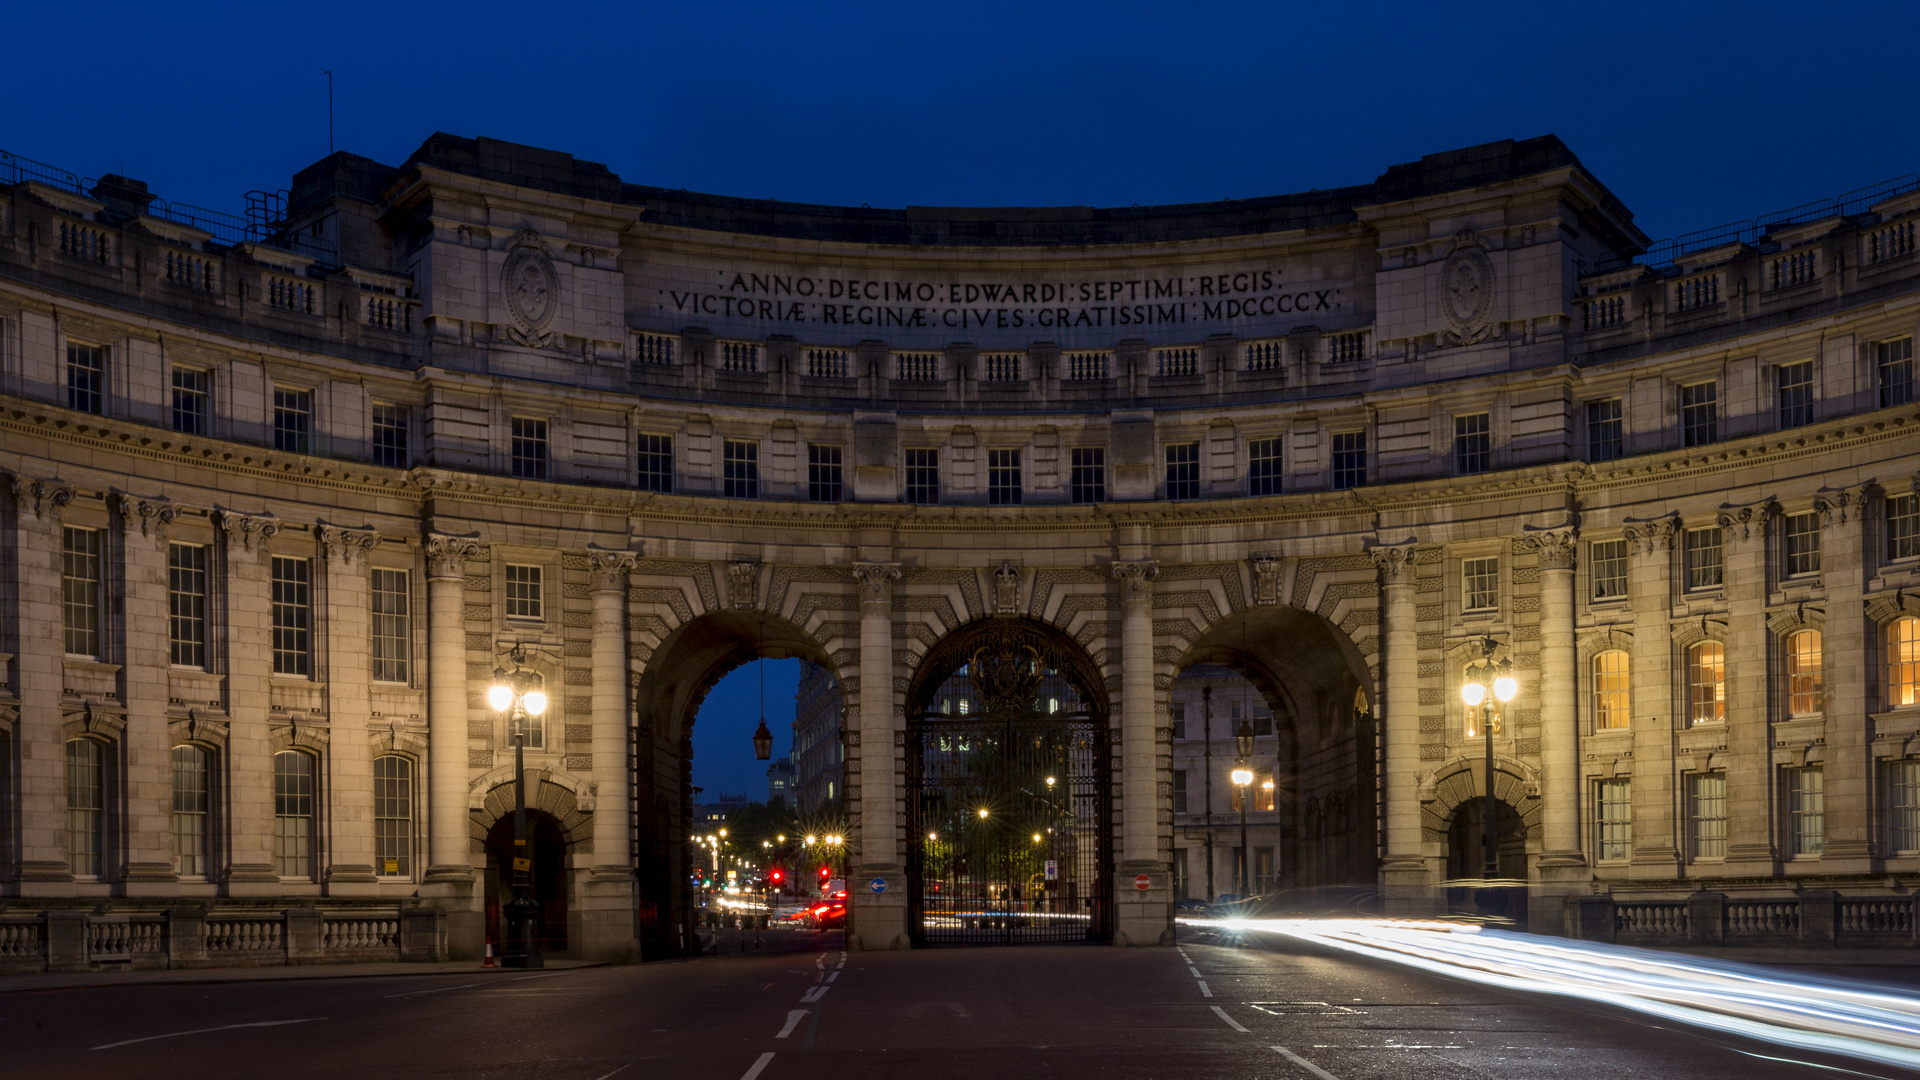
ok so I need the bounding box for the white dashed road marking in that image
[740,1051,776,1080]
[1210,1005,1248,1033]
[92,1018,329,1051]
[800,985,829,1003]
[383,982,479,999]
[1196,980,1212,998]
[1272,1045,1342,1080]
[776,1010,809,1039]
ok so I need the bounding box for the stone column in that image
[9,477,76,893]
[319,526,379,895]
[849,562,904,950]
[1532,531,1585,882]
[581,549,639,961]
[1111,559,1167,946]
[1817,490,1870,870]
[1720,507,1776,873]
[422,533,483,956]
[218,511,282,894]
[1627,521,1681,879]
[1372,545,1429,913]
[117,497,180,891]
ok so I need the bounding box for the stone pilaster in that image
[581,548,639,961]
[848,561,905,950]
[421,532,482,955]
[10,476,76,892]
[1372,544,1430,912]
[1720,506,1777,873]
[115,495,180,890]
[1626,520,1681,878]
[319,525,381,894]
[1816,489,1870,870]
[217,510,282,893]
[1532,531,1585,880]
[1110,558,1169,945]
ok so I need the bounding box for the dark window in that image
[1784,511,1821,576]
[987,449,1022,505]
[1247,437,1282,496]
[1330,431,1366,490]
[1587,399,1623,462]
[904,448,939,505]
[504,564,543,620]
[1889,494,1920,562]
[808,444,843,502]
[171,745,209,877]
[723,439,759,498]
[1681,382,1717,447]
[373,756,413,877]
[62,526,101,658]
[273,388,312,454]
[67,343,104,414]
[168,543,208,668]
[372,404,409,468]
[1171,770,1188,814]
[1777,361,1814,429]
[1165,442,1200,500]
[1453,412,1490,475]
[273,751,315,877]
[510,417,548,480]
[370,569,410,683]
[638,434,674,493]
[67,738,105,877]
[171,367,210,435]
[1462,557,1499,611]
[1880,337,1915,408]
[271,557,311,676]
[1590,539,1628,601]
[1685,527,1723,590]
[1069,447,1105,504]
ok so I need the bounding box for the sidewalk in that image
[0,957,608,994]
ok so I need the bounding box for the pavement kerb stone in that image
[0,959,612,994]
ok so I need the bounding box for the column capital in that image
[111,493,182,540]
[1623,516,1680,556]
[1368,543,1419,586]
[851,561,901,608]
[1110,559,1158,605]
[1715,501,1774,550]
[6,472,75,520]
[1525,528,1578,572]
[317,524,382,566]
[588,548,641,592]
[216,509,281,553]
[1814,486,1871,530]
[424,532,485,578]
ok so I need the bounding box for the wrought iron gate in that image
[905,623,1112,946]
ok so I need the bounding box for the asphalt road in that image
[4,925,1914,1080]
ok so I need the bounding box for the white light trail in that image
[1183,916,1920,1071]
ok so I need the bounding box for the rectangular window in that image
[1777,361,1814,429]
[1171,769,1188,814]
[1681,381,1718,447]
[1689,771,1727,860]
[904,448,940,505]
[1784,511,1821,576]
[1685,527,1723,590]
[1462,557,1499,612]
[1069,447,1106,504]
[510,417,549,480]
[1453,412,1491,475]
[1255,769,1276,812]
[504,564,543,620]
[1247,437,1282,496]
[62,526,102,658]
[371,404,409,468]
[168,542,208,668]
[273,388,312,454]
[808,444,843,503]
[1330,430,1366,490]
[66,343,104,414]
[171,367,210,436]
[270,557,311,677]
[1590,539,1628,601]
[1592,651,1630,731]
[1788,766,1825,856]
[373,756,413,877]
[1173,848,1189,901]
[723,439,759,498]
[171,746,209,877]
[1165,442,1200,500]
[67,739,105,877]
[1888,759,1920,852]
[1886,494,1920,563]
[1595,778,1632,861]
[1171,705,1186,741]
[638,433,674,493]
[370,569,410,683]
[1586,399,1624,462]
[1880,337,1915,409]
[1688,643,1726,726]
[987,448,1022,505]
[274,751,315,878]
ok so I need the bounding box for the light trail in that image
[1181,916,1920,1071]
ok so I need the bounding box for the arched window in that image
[1785,630,1823,715]
[65,738,105,877]
[171,745,210,876]
[373,755,414,877]
[1592,651,1630,730]
[1892,618,1920,708]
[1688,642,1725,726]
[273,750,316,879]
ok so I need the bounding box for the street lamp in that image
[1460,634,1519,880]
[1232,717,1256,897]
[489,644,548,969]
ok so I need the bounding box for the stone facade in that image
[0,132,1917,965]
[791,660,844,815]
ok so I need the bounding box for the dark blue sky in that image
[5,2,1916,244]
[692,659,800,801]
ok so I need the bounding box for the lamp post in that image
[488,644,549,969]
[1459,634,1518,880]
[1232,717,1256,897]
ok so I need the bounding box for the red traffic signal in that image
[818,866,830,879]
[770,869,784,884]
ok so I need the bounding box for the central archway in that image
[904,618,1113,945]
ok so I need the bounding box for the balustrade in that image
[805,348,849,378]
[1063,351,1109,380]
[1870,220,1916,264]
[1770,250,1818,289]
[893,351,939,380]
[981,353,1020,381]
[1326,332,1365,363]
[1156,347,1198,377]
[1584,294,1627,330]
[1673,274,1721,312]
[58,220,110,263]
[1244,340,1283,371]
[266,274,315,314]
[165,250,216,291]
[636,333,676,365]
[720,341,760,372]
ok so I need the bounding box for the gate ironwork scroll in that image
[906,621,1112,945]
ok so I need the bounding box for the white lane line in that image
[776,1009,809,1038]
[588,1065,633,1080]
[384,981,480,999]
[1272,1045,1342,1080]
[800,985,829,1003]
[825,970,839,983]
[741,1051,776,1080]
[510,970,577,981]
[1187,965,1203,977]
[1210,1006,1249,1033]
[92,1018,328,1051]
[1196,980,1212,998]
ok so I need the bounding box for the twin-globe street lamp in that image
[488,644,548,969]
[1230,718,1256,897]
[1459,635,1519,881]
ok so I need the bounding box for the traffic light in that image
[819,866,831,881]
[770,868,784,885]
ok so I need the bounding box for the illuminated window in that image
[1687,642,1725,726]
[1592,651,1630,730]
[1688,772,1727,859]
[1787,766,1824,856]
[1595,778,1632,861]
[1891,618,1920,708]
[1255,769,1275,812]
[171,745,209,876]
[1785,630,1822,715]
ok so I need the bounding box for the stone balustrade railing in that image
[1574,892,1920,947]
[0,907,444,974]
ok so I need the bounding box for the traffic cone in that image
[482,942,496,968]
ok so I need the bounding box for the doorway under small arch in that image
[1444,797,1528,928]
[485,809,569,955]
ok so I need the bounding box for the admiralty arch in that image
[0,132,1917,966]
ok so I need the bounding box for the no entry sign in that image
[1133,874,1151,890]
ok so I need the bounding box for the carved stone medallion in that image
[501,230,560,348]
[1439,229,1496,346]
